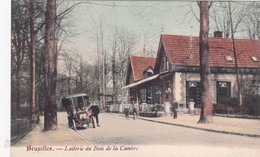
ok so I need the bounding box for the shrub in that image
[217,97,240,114]
[242,95,260,116]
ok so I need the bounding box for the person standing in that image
[124,107,130,119]
[132,105,138,120]
[154,105,158,117]
[171,102,178,119]
[62,97,74,127]
[88,103,100,128]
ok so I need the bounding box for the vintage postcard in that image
[4,0,260,157]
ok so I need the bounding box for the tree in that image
[111,29,119,99]
[11,0,82,122]
[141,23,157,57]
[117,28,136,90]
[29,0,37,126]
[243,2,260,40]
[73,53,85,92]
[11,0,30,118]
[228,2,241,106]
[210,2,250,38]
[198,1,213,123]
[44,0,58,130]
[11,0,47,120]
[109,27,136,100]
[92,19,107,107]
[59,52,76,94]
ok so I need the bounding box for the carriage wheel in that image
[72,119,77,130]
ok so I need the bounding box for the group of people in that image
[63,98,101,129]
[123,102,178,119]
[124,104,138,120]
[74,98,100,128]
[64,97,178,130]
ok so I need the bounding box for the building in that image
[124,33,260,114]
[124,55,157,104]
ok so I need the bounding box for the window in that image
[216,81,231,104]
[140,89,146,103]
[186,81,201,108]
[165,81,171,100]
[164,56,169,71]
[253,81,260,96]
[143,67,154,78]
[154,86,161,104]
[147,87,152,104]
[225,56,233,62]
[251,56,259,62]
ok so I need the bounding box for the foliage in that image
[11,0,46,119]
[216,97,240,114]
[215,96,260,116]
[11,0,78,119]
[242,95,260,116]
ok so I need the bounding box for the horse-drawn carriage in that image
[61,93,92,130]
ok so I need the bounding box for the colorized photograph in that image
[7,0,260,157]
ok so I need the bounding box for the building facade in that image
[124,34,260,114]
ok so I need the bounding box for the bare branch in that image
[190,3,200,22]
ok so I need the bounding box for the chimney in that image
[214,31,223,38]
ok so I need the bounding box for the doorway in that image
[186,81,201,108]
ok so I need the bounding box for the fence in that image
[11,119,34,145]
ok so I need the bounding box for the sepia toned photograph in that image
[4,0,260,156]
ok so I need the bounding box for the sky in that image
[59,1,201,64]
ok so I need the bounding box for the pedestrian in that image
[62,97,74,127]
[133,105,138,120]
[154,105,158,117]
[124,107,129,119]
[171,102,178,119]
[88,103,100,128]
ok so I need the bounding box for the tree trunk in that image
[79,58,83,92]
[112,54,116,98]
[228,2,242,106]
[67,79,71,94]
[44,0,57,131]
[102,52,106,109]
[15,67,21,118]
[29,0,37,127]
[198,1,213,123]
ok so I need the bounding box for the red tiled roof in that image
[160,34,260,68]
[130,55,156,81]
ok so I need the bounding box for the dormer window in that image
[225,55,233,62]
[146,68,154,74]
[251,56,259,62]
[143,67,154,78]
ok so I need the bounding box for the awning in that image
[159,71,172,78]
[122,74,159,89]
[65,93,87,99]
